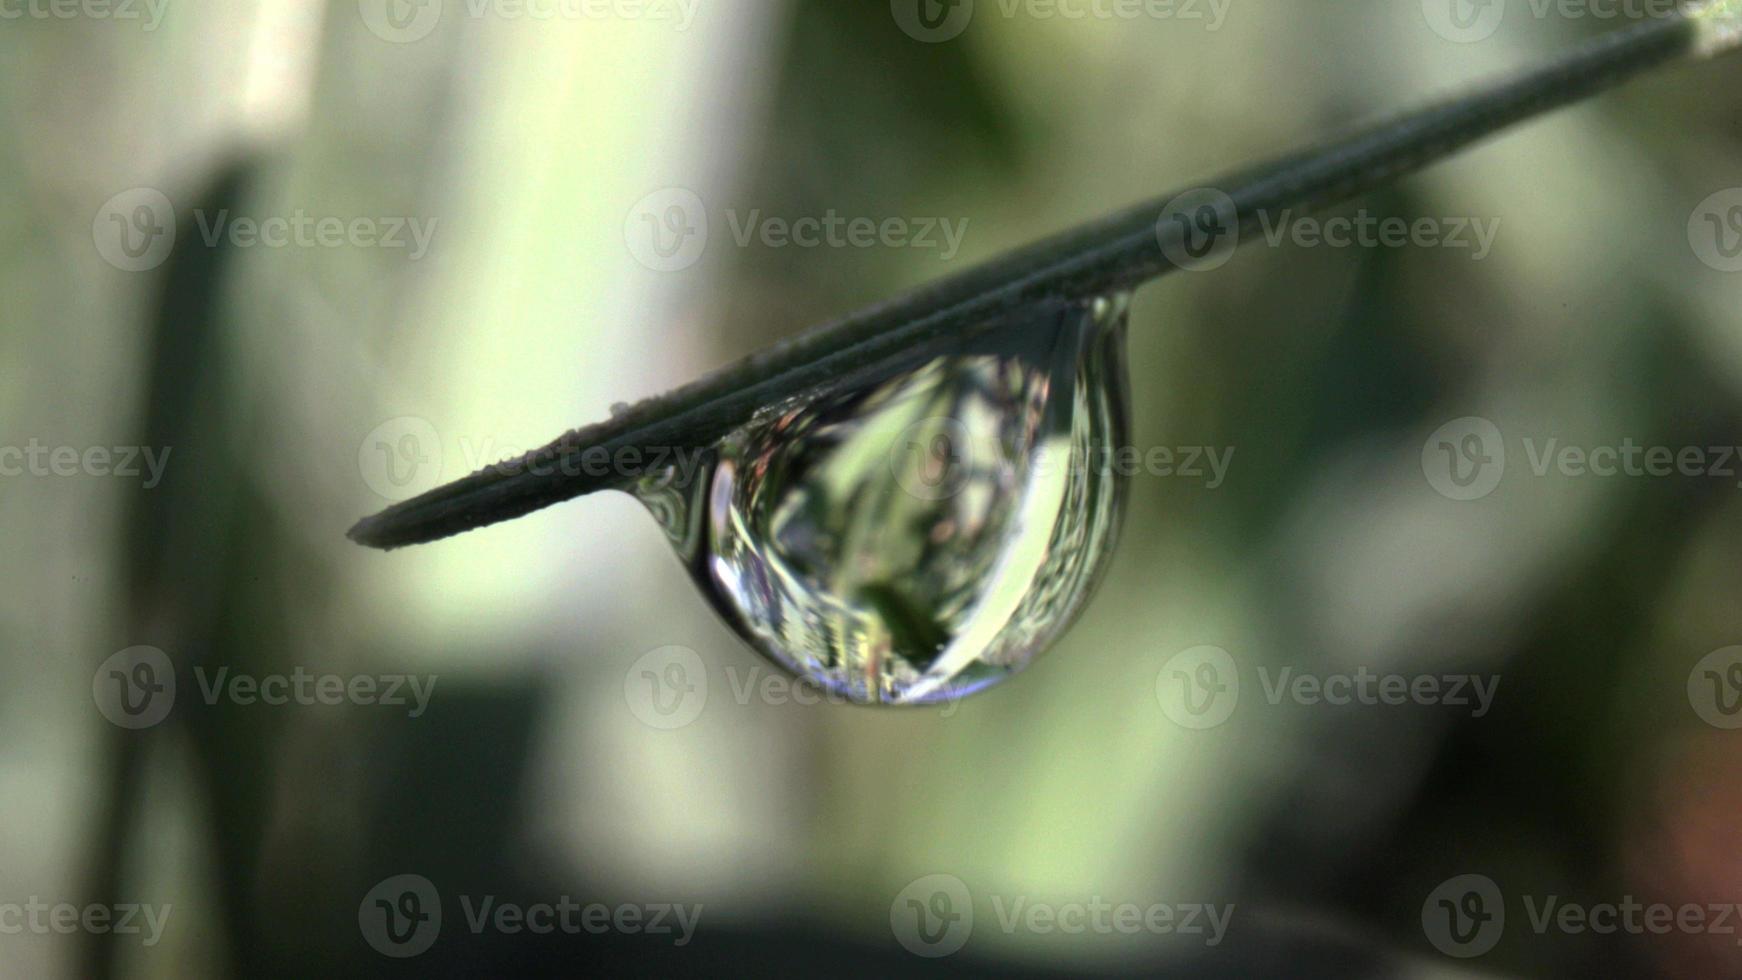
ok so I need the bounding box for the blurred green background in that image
[2,0,1740,976]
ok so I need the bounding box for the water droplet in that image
[631,295,1131,705]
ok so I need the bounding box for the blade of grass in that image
[351,2,1741,550]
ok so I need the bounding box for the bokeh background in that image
[3,0,1741,976]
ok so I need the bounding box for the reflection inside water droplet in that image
[631,295,1132,705]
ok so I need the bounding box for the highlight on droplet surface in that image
[630,295,1133,705]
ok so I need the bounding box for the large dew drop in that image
[633,296,1132,705]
